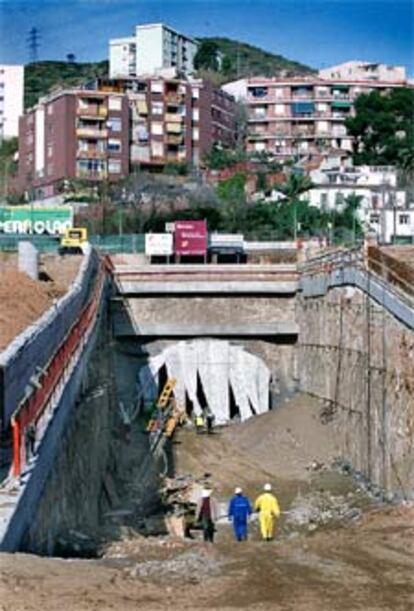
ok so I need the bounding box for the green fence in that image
[0,234,60,253]
[0,233,146,254]
[89,234,145,253]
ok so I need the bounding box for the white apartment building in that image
[109,23,198,79]
[0,64,24,141]
[367,208,414,244]
[319,61,406,83]
[305,163,407,219]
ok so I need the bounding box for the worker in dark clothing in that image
[206,412,215,434]
[228,487,252,541]
[195,488,218,542]
[25,422,36,460]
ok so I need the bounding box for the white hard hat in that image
[235,487,242,494]
[264,483,272,491]
[201,488,211,498]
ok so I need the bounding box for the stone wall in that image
[298,286,414,499]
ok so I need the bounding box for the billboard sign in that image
[175,220,207,256]
[0,206,73,235]
[145,233,174,256]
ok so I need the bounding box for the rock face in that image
[138,339,271,424]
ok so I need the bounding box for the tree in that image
[216,172,249,232]
[194,40,220,72]
[221,55,233,75]
[345,88,414,166]
[276,172,313,239]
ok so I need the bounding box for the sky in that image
[0,0,413,75]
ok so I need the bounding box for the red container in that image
[175,220,207,255]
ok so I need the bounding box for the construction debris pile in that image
[160,474,211,538]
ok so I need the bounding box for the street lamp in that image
[118,187,127,238]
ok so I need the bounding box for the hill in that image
[23,39,313,108]
[199,36,314,80]
[24,60,109,109]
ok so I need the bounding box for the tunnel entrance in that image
[136,339,272,425]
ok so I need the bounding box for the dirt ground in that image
[0,253,82,350]
[0,394,413,610]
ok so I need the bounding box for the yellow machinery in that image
[59,227,89,255]
[146,378,185,439]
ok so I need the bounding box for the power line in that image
[27,26,41,63]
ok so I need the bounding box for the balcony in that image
[76,169,108,180]
[76,127,108,138]
[166,134,184,145]
[77,105,108,119]
[249,114,268,122]
[166,93,185,105]
[165,113,184,123]
[291,130,316,138]
[166,122,184,134]
[76,148,106,159]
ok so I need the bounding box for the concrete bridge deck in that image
[111,263,299,295]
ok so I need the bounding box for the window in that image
[192,127,199,141]
[151,141,164,157]
[108,139,121,153]
[251,87,268,98]
[47,163,54,176]
[47,105,53,115]
[47,144,53,158]
[192,108,199,121]
[151,101,164,115]
[192,88,200,99]
[108,159,121,174]
[107,117,122,132]
[370,214,380,224]
[399,214,410,225]
[108,96,122,111]
[335,192,345,205]
[320,193,328,206]
[151,122,163,136]
[151,81,164,94]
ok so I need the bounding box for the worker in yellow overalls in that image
[195,414,205,434]
[254,483,281,541]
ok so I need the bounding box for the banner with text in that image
[145,233,174,256]
[174,220,207,256]
[0,206,73,235]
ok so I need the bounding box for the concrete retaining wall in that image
[298,278,414,499]
[0,303,110,553]
[0,248,99,430]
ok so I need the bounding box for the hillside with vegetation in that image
[24,37,313,108]
[196,37,314,81]
[24,60,109,108]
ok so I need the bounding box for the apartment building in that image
[109,23,198,79]
[17,77,236,194]
[306,161,407,215]
[99,76,236,169]
[245,76,411,159]
[0,64,24,141]
[319,61,406,83]
[18,89,129,197]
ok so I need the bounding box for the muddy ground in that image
[0,395,413,610]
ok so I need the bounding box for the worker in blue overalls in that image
[228,487,252,542]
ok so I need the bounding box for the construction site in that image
[0,241,414,611]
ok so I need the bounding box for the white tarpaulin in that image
[138,340,270,424]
